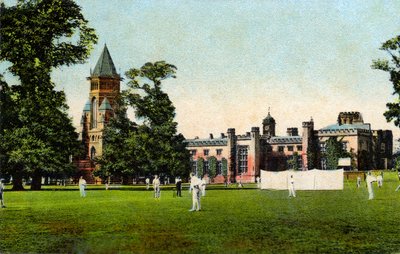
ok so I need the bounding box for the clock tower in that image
[262,109,276,137]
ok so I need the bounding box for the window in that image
[342,142,348,151]
[288,146,294,151]
[204,149,209,156]
[191,161,197,174]
[91,97,97,129]
[204,161,209,175]
[191,150,197,156]
[217,161,222,175]
[90,146,96,160]
[278,146,284,152]
[216,149,223,155]
[297,145,302,151]
[320,143,326,153]
[238,146,248,174]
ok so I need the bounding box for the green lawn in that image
[1,173,400,254]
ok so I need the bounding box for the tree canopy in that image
[372,35,400,127]
[0,0,97,190]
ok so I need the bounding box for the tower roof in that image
[92,44,119,78]
[263,112,275,125]
[99,97,113,111]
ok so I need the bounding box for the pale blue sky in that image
[2,0,400,139]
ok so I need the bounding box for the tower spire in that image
[92,44,119,78]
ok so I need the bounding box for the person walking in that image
[189,173,202,212]
[153,175,161,199]
[288,175,296,198]
[78,176,87,197]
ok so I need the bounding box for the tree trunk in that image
[30,171,42,190]
[11,167,24,191]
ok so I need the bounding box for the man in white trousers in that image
[189,173,202,212]
[153,175,161,199]
[288,175,296,198]
[356,176,361,188]
[366,172,377,200]
[0,180,6,208]
[78,176,87,197]
[201,177,206,196]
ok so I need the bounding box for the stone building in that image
[75,45,121,182]
[185,111,393,183]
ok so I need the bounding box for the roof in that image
[319,123,370,132]
[92,44,119,78]
[83,100,91,111]
[269,136,302,144]
[185,138,228,147]
[263,112,275,124]
[99,97,113,111]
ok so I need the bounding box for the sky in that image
[2,0,400,141]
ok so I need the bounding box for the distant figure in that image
[377,173,383,188]
[78,176,87,197]
[366,172,377,200]
[176,177,182,197]
[224,179,228,188]
[201,177,207,196]
[356,176,361,188]
[189,173,202,212]
[256,176,261,188]
[145,178,150,190]
[288,175,296,198]
[105,182,109,190]
[0,180,6,208]
[153,175,161,199]
[237,179,243,188]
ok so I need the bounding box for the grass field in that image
[1,173,400,254]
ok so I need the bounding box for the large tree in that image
[324,137,349,170]
[124,61,191,178]
[372,35,400,126]
[0,0,97,190]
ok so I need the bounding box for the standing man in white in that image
[356,176,361,188]
[189,173,202,211]
[78,176,87,197]
[288,175,296,198]
[201,177,207,196]
[366,172,377,200]
[377,172,383,188]
[256,176,261,189]
[0,180,6,208]
[153,175,161,199]
[145,177,150,190]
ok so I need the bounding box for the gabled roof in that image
[99,97,113,111]
[184,137,228,147]
[92,44,119,78]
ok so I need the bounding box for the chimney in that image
[221,133,226,138]
[209,133,214,139]
[287,128,298,136]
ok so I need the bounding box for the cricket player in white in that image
[145,178,150,190]
[288,175,296,198]
[366,172,377,200]
[189,173,202,211]
[356,176,361,188]
[153,175,161,198]
[256,176,261,189]
[201,177,206,196]
[78,176,87,197]
[377,174,383,188]
[0,181,6,208]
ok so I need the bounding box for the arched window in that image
[91,97,97,128]
[90,146,96,160]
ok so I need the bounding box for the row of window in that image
[191,160,224,175]
[191,149,223,156]
[276,145,302,153]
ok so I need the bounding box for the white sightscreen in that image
[260,169,343,190]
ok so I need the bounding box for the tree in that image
[0,0,97,190]
[94,99,138,183]
[372,35,400,127]
[208,156,217,180]
[196,158,204,177]
[124,61,190,178]
[287,152,300,171]
[221,158,228,180]
[324,137,348,170]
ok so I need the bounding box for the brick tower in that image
[76,45,121,182]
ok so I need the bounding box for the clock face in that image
[264,126,269,131]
